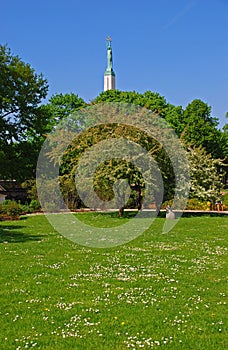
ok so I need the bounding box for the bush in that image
[19,203,31,214]
[0,199,42,220]
[162,198,211,211]
[1,200,22,218]
[29,199,41,212]
[1,199,12,210]
[186,198,211,210]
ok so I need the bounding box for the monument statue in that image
[106,36,113,72]
[104,36,116,91]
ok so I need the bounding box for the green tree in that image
[56,123,158,215]
[93,90,168,115]
[0,45,48,143]
[163,104,184,136]
[43,93,87,129]
[41,93,227,215]
[70,123,164,216]
[45,111,175,215]
[187,146,224,203]
[181,99,221,157]
[0,45,48,180]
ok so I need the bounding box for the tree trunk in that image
[118,207,124,217]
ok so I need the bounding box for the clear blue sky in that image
[1,0,228,128]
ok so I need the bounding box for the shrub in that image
[1,199,12,210]
[162,198,211,210]
[186,198,211,210]
[2,200,22,218]
[19,203,31,214]
[29,199,41,212]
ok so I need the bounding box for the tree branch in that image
[1,109,19,119]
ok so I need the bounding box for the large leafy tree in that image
[59,123,166,216]
[93,90,168,115]
[0,45,48,143]
[187,146,224,203]
[94,92,224,159]
[180,99,221,157]
[0,45,48,180]
[44,104,176,215]
[40,91,227,214]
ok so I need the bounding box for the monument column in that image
[104,36,116,91]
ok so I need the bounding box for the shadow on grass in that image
[83,211,227,219]
[77,211,138,219]
[76,211,228,221]
[0,223,45,243]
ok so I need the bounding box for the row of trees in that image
[1,45,227,213]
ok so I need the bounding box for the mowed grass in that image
[0,213,227,350]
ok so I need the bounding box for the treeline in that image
[1,45,227,212]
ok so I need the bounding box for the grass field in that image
[0,213,227,349]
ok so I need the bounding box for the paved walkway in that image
[24,209,228,216]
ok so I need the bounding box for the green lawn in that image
[0,213,227,349]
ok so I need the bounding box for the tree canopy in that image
[42,93,87,130]
[187,146,224,203]
[0,45,48,143]
[1,45,227,210]
[0,45,49,180]
[180,99,221,157]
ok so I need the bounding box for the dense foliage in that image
[1,46,227,211]
[0,45,48,180]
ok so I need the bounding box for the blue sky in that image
[1,0,228,128]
